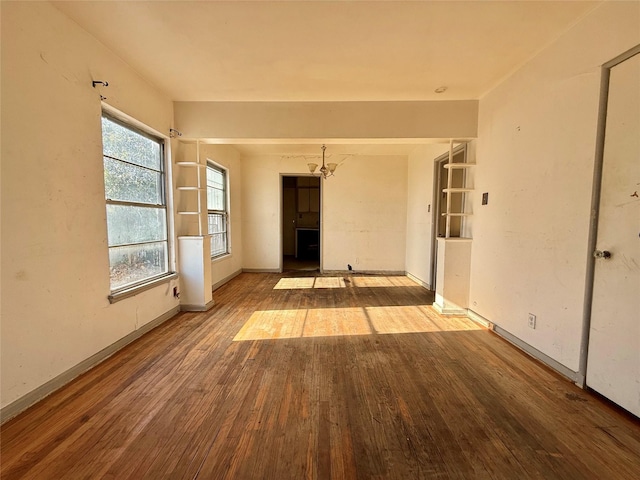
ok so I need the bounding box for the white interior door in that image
[586,51,640,417]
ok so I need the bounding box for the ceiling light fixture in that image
[308,144,337,179]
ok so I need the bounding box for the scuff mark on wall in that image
[620,254,640,272]
[38,50,78,84]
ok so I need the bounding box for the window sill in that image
[211,253,232,264]
[108,272,178,304]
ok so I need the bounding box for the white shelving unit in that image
[176,140,206,236]
[175,140,214,311]
[442,142,475,238]
[435,140,475,315]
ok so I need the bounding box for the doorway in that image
[585,47,640,417]
[282,176,321,272]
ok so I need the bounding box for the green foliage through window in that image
[102,114,169,290]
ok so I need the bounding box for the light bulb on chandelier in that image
[308,145,337,179]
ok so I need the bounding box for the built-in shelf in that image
[444,163,476,169]
[176,140,206,236]
[443,188,474,193]
[176,146,215,313]
[176,161,204,167]
[436,143,474,315]
[441,143,474,239]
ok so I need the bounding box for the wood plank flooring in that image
[2,273,640,479]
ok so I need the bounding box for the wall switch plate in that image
[528,313,536,329]
[482,192,489,205]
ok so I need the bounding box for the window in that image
[206,163,229,258]
[102,114,169,291]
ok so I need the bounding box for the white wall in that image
[470,1,640,372]
[241,154,408,272]
[404,144,449,287]
[242,155,298,270]
[322,155,408,272]
[1,2,178,410]
[200,144,243,287]
[174,101,478,141]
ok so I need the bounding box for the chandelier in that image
[307,145,337,179]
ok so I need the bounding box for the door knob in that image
[593,249,612,259]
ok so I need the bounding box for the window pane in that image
[102,112,169,291]
[207,167,224,189]
[208,213,227,257]
[107,204,167,247]
[109,241,168,290]
[207,165,225,210]
[211,233,227,257]
[102,116,161,170]
[104,157,163,204]
[207,186,225,210]
[206,164,228,258]
[208,213,226,235]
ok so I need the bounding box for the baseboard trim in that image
[433,302,467,316]
[466,309,494,329]
[466,309,579,384]
[0,306,180,425]
[405,272,432,290]
[180,299,215,312]
[212,269,242,292]
[242,268,280,273]
[491,323,580,384]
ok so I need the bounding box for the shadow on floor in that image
[283,255,319,273]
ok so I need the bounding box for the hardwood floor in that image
[2,273,639,479]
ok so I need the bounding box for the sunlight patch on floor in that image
[314,277,347,289]
[233,308,369,340]
[350,276,418,288]
[273,277,347,289]
[367,306,481,334]
[273,277,317,289]
[273,276,419,290]
[233,305,481,341]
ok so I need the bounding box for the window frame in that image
[206,161,230,259]
[101,111,174,300]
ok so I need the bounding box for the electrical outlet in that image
[528,313,536,329]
